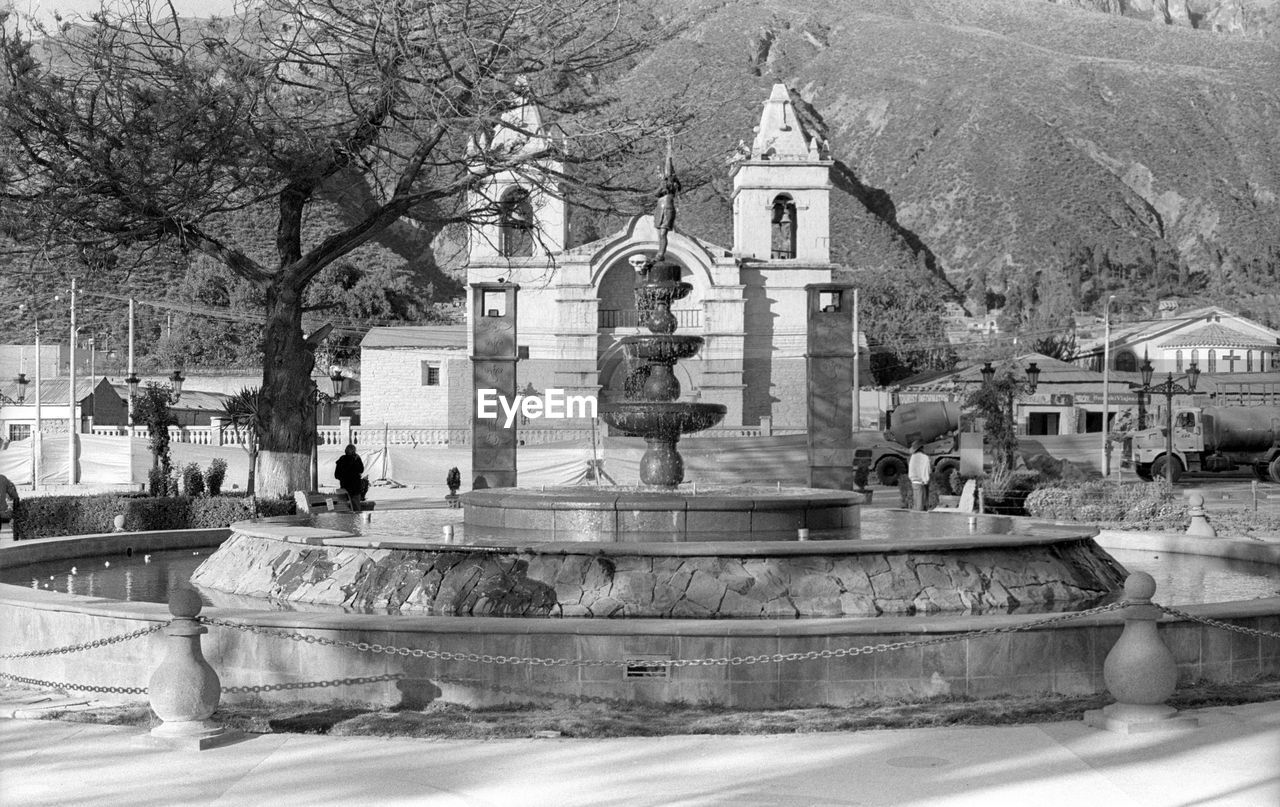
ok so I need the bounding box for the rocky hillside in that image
[626,0,1279,320]
[1044,0,1280,40]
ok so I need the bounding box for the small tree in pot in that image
[445,467,462,508]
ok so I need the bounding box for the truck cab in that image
[1122,406,1204,481]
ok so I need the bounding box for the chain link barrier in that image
[1157,605,1280,640]
[0,622,167,660]
[203,602,1131,669]
[0,670,148,696]
[222,673,405,694]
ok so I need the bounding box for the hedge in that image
[12,494,296,541]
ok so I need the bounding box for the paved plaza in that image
[1,698,1277,806]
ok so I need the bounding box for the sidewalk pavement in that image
[1,700,1276,807]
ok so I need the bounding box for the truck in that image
[1122,404,1280,483]
[854,402,963,491]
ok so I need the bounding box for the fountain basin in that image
[2,520,1277,710]
[463,486,856,542]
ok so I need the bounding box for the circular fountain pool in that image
[3,513,1277,710]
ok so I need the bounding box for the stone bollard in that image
[145,588,236,750]
[1185,492,1217,538]
[1084,572,1197,734]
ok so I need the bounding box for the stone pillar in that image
[339,416,353,448]
[471,282,521,489]
[146,588,236,750]
[1185,492,1216,537]
[1084,572,1198,734]
[805,283,856,489]
[209,416,225,447]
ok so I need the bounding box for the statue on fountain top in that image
[652,147,681,262]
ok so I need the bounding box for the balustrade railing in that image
[598,308,701,329]
[83,423,791,446]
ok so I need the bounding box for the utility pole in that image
[853,288,861,430]
[67,279,77,486]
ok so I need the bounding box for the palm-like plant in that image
[220,387,264,495]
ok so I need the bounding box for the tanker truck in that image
[1122,404,1280,483]
[853,402,963,490]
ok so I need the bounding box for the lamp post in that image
[979,360,1040,471]
[1132,361,1200,485]
[1101,294,1116,477]
[18,303,43,488]
[169,369,185,397]
[125,371,141,430]
[310,369,347,493]
[1136,350,1151,430]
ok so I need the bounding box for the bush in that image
[897,475,942,510]
[205,458,228,497]
[182,462,205,497]
[147,465,167,497]
[12,493,297,540]
[1025,479,1186,530]
[979,468,1044,515]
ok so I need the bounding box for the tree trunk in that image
[255,280,315,498]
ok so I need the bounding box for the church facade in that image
[463,83,847,434]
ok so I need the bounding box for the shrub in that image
[977,468,1044,516]
[12,494,297,540]
[205,458,228,497]
[897,475,942,510]
[147,465,167,497]
[182,462,205,497]
[1024,479,1185,530]
[446,467,461,493]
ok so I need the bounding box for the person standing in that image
[0,472,20,539]
[908,440,931,511]
[334,443,365,512]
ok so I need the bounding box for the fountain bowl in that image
[599,401,727,439]
[620,334,704,363]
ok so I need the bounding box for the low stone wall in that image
[1,527,1276,710]
[192,526,1126,618]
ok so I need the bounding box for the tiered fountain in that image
[461,250,865,543]
[598,257,727,487]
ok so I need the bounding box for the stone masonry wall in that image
[192,533,1128,619]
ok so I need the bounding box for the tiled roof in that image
[1159,323,1274,349]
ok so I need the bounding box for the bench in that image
[294,490,354,514]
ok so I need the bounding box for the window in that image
[770,194,797,259]
[498,186,534,257]
[421,361,441,386]
[1190,349,1199,370]
[1247,351,1253,372]
[1175,350,1183,372]
[1115,351,1137,372]
[1208,350,1216,373]
[7,424,31,442]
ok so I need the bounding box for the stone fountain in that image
[598,258,727,487]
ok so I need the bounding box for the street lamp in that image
[309,369,348,492]
[1132,362,1200,484]
[14,372,28,403]
[980,359,1041,471]
[168,369,185,396]
[125,372,141,430]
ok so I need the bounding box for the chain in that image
[202,602,1128,668]
[1157,605,1280,640]
[0,622,167,660]
[223,674,404,694]
[0,671,147,696]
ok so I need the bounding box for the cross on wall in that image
[1222,351,1242,372]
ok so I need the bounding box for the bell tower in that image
[468,98,567,263]
[731,84,832,263]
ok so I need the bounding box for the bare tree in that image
[1,0,690,495]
